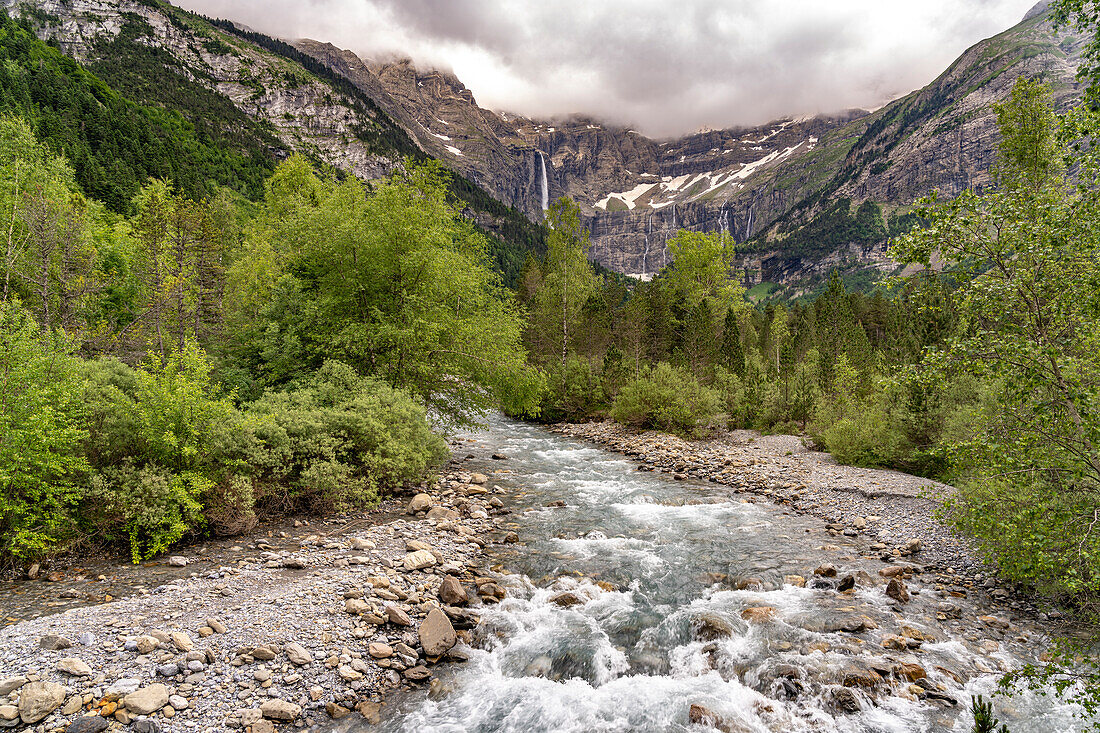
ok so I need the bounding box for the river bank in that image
[0,442,520,733]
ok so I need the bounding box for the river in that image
[340,417,1084,733]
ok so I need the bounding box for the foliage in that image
[241,156,541,424]
[663,230,743,316]
[971,694,1010,733]
[0,300,86,561]
[82,344,236,561]
[536,356,608,423]
[894,79,1100,599]
[528,198,602,365]
[811,356,909,466]
[610,362,723,438]
[245,360,448,512]
[76,350,448,562]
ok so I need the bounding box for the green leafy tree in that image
[663,229,743,319]
[256,157,540,423]
[896,79,1100,596]
[0,300,87,561]
[532,197,600,365]
[720,306,746,375]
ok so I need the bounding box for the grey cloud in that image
[177,0,1038,137]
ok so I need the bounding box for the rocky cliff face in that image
[292,34,876,278]
[11,0,403,181]
[292,7,1080,288]
[293,41,546,220]
[10,0,1086,291]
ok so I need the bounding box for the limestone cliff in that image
[9,0,1087,292]
[292,6,1082,290]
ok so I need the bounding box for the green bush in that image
[610,362,723,438]
[0,301,87,561]
[81,345,240,561]
[76,356,447,560]
[245,361,447,512]
[810,355,909,467]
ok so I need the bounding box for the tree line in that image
[0,112,537,565]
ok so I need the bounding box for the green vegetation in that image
[0,12,274,210]
[610,362,722,438]
[0,110,532,564]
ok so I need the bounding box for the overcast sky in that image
[177,0,1041,137]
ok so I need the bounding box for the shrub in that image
[810,355,909,467]
[610,362,723,438]
[0,301,87,561]
[245,360,447,512]
[81,345,240,561]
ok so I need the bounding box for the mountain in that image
[7,0,1086,296]
[2,0,545,282]
[291,5,1085,295]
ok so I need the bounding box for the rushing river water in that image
[342,418,1084,733]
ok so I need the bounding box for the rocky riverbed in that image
[333,418,1085,733]
[553,421,1064,623]
[0,419,1087,733]
[0,444,521,733]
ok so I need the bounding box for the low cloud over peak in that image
[178,0,1037,137]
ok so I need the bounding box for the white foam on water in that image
[549,536,665,573]
[390,667,824,733]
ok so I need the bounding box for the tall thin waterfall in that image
[538,152,549,212]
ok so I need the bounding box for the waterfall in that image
[538,152,549,212]
[744,190,761,240]
[642,216,650,275]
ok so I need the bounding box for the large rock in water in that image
[418,607,457,657]
[740,606,777,623]
[691,612,736,640]
[886,578,910,604]
[18,681,67,724]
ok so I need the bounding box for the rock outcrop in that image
[7,1,1086,291]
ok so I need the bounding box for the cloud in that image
[176,0,1039,137]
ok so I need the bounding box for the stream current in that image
[348,418,1083,732]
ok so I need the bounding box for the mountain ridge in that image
[288,6,1084,294]
[7,0,1087,296]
